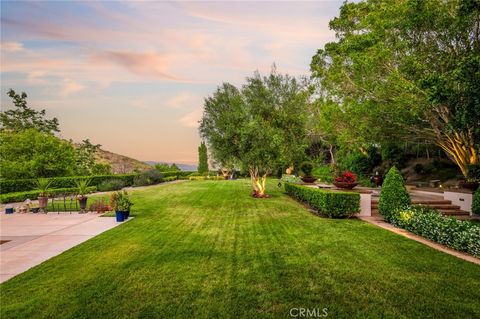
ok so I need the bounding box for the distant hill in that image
[95,148,152,174]
[145,161,197,172]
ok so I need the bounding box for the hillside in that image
[95,148,151,174]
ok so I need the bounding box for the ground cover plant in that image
[1,180,479,318]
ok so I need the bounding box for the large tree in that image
[1,89,60,134]
[200,68,310,197]
[0,129,77,179]
[311,0,480,177]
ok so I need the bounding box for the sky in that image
[1,0,342,164]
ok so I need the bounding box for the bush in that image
[379,166,410,220]
[162,171,195,179]
[280,174,302,184]
[312,165,334,183]
[390,206,480,257]
[0,186,97,204]
[163,176,177,182]
[299,162,314,177]
[97,179,125,192]
[473,188,480,216]
[285,183,360,218]
[133,169,164,186]
[0,174,136,194]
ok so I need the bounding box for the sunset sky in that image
[1,1,341,164]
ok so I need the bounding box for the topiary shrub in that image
[473,187,480,216]
[378,166,410,221]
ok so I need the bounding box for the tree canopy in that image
[198,142,209,174]
[310,0,480,176]
[200,68,310,196]
[0,89,60,134]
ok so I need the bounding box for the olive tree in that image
[200,68,309,197]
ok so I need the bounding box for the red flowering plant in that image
[335,171,357,184]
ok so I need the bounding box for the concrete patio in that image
[0,212,128,283]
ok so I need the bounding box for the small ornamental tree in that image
[198,142,208,174]
[200,68,309,197]
[473,188,480,216]
[378,166,411,221]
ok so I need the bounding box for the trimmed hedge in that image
[390,206,480,257]
[188,176,225,181]
[0,174,136,194]
[0,186,97,204]
[163,176,177,182]
[378,166,410,220]
[161,171,195,179]
[284,183,360,218]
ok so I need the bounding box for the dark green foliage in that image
[381,144,407,169]
[133,169,164,186]
[473,188,480,216]
[390,206,480,257]
[0,89,59,133]
[97,179,125,192]
[299,162,314,177]
[285,183,360,218]
[379,166,411,220]
[198,142,209,174]
[0,187,97,204]
[0,129,77,179]
[154,163,180,172]
[338,147,381,175]
[312,165,334,183]
[161,171,194,179]
[74,139,101,175]
[0,174,136,194]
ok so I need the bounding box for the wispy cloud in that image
[60,79,85,96]
[1,41,24,52]
[178,107,203,128]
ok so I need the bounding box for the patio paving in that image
[0,212,129,283]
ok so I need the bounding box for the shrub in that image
[97,179,125,192]
[378,166,410,221]
[299,162,314,177]
[0,187,97,204]
[280,174,302,184]
[390,206,480,257]
[473,188,480,216]
[312,165,334,183]
[133,169,163,186]
[0,174,136,194]
[163,176,177,182]
[285,183,360,218]
[188,175,224,181]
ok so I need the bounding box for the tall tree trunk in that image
[435,129,478,177]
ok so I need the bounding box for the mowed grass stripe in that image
[1,180,479,318]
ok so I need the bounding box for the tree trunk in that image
[435,129,478,177]
[249,167,268,197]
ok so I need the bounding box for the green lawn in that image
[1,180,479,318]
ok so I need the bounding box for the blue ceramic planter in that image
[115,210,125,222]
[124,210,130,219]
[5,207,14,214]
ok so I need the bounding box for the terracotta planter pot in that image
[301,176,317,184]
[333,182,358,189]
[38,196,48,209]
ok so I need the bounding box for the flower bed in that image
[390,206,480,257]
[284,183,360,218]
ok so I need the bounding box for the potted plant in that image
[35,178,52,213]
[370,171,383,187]
[334,171,358,189]
[109,191,124,222]
[459,165,480,190]
[120,191,133,219]
[76,179,91,213]
[109,191,133,222]
[30,202,40,214]
[299,162,317,183]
